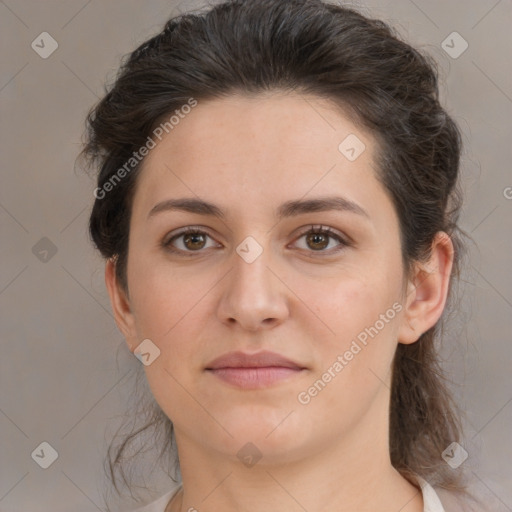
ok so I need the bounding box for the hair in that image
[80,0,470,502]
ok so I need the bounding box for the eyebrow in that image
[147,196,370,221]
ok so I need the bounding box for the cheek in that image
[128,265,213,423]
[124,265,207,420]
[127,252,205,337]
[298,268,402,344]
[293,278,401,434]
[127,257,221,380]
[296,271,403,397]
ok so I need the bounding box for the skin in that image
[105,92,454,512]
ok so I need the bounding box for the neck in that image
[169,392,423,512]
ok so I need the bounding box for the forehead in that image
[143,92,371,171]
[129,92,397,232]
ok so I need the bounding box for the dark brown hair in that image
[80,0,469,502]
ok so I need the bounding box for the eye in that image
[162,227,219,255]
[162,224,350,257]
[292,225,349,254]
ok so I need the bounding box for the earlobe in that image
[104,258,137,352]
[397,232,454,345]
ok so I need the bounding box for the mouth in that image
[205,351,307,389]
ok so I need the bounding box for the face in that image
[109,92,420,465]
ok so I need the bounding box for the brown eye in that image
[294,225,349,254]
[305,232,330,251]
[182,232,207,250]
[163,227,219,255]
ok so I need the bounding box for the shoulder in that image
[433,487,474,511]
[424,470,511,512]
[434,481,511,512]
[416,474,482,512]
[133,486,181,512]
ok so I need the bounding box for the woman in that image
[81,0,479,510]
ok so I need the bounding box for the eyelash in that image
[162,225,351,257]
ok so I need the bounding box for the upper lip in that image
[205,350,305,370]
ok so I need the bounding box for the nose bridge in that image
[216,234,289,330]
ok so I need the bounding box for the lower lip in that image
[206,367,304,389]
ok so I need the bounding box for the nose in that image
[216,241,290,332]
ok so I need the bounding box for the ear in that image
[398,232,454,345]
[105,258,137,353]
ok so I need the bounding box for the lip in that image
[205,350,307,389]
[206,350,304,370]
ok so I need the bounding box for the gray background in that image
[1,0,511,511]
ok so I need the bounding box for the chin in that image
[214,410,313,460]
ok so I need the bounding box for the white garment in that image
[416,476,446,512]
[137,475,447,512]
